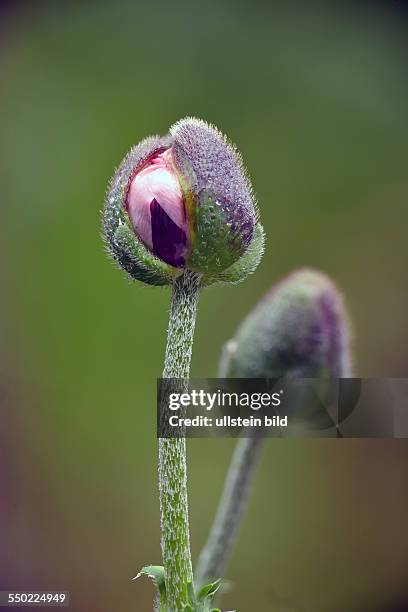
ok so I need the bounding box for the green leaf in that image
[197,578,222,602]
[134,565,167,610]
[187,581,197,606]
[180,578,225,611]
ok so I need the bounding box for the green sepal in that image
[187,190,246,275]
[134,565,167,611]
[112,223,181,286]
[203,222,265,286]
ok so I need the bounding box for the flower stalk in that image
[195,433,263,588]
[159,270,200,611]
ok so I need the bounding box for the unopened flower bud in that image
[226,268,352,378]
[103,118,264,286]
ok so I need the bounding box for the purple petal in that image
[150,199,187,267]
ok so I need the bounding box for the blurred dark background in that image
[1,1,408,610]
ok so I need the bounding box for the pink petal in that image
[126,148,186,250]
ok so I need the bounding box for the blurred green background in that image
[1,1,408,610]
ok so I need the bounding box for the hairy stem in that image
[194,434,264,587]
[159,270,200,611]
[195,339,264,588]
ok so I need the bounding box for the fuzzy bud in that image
[103,118,264,286]
[225,268,352,379]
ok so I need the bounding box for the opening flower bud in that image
[103,118,264,286]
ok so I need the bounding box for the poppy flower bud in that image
[103,118,264,286]
[225,268,352,379]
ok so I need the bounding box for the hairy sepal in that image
[203,223,265,286]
